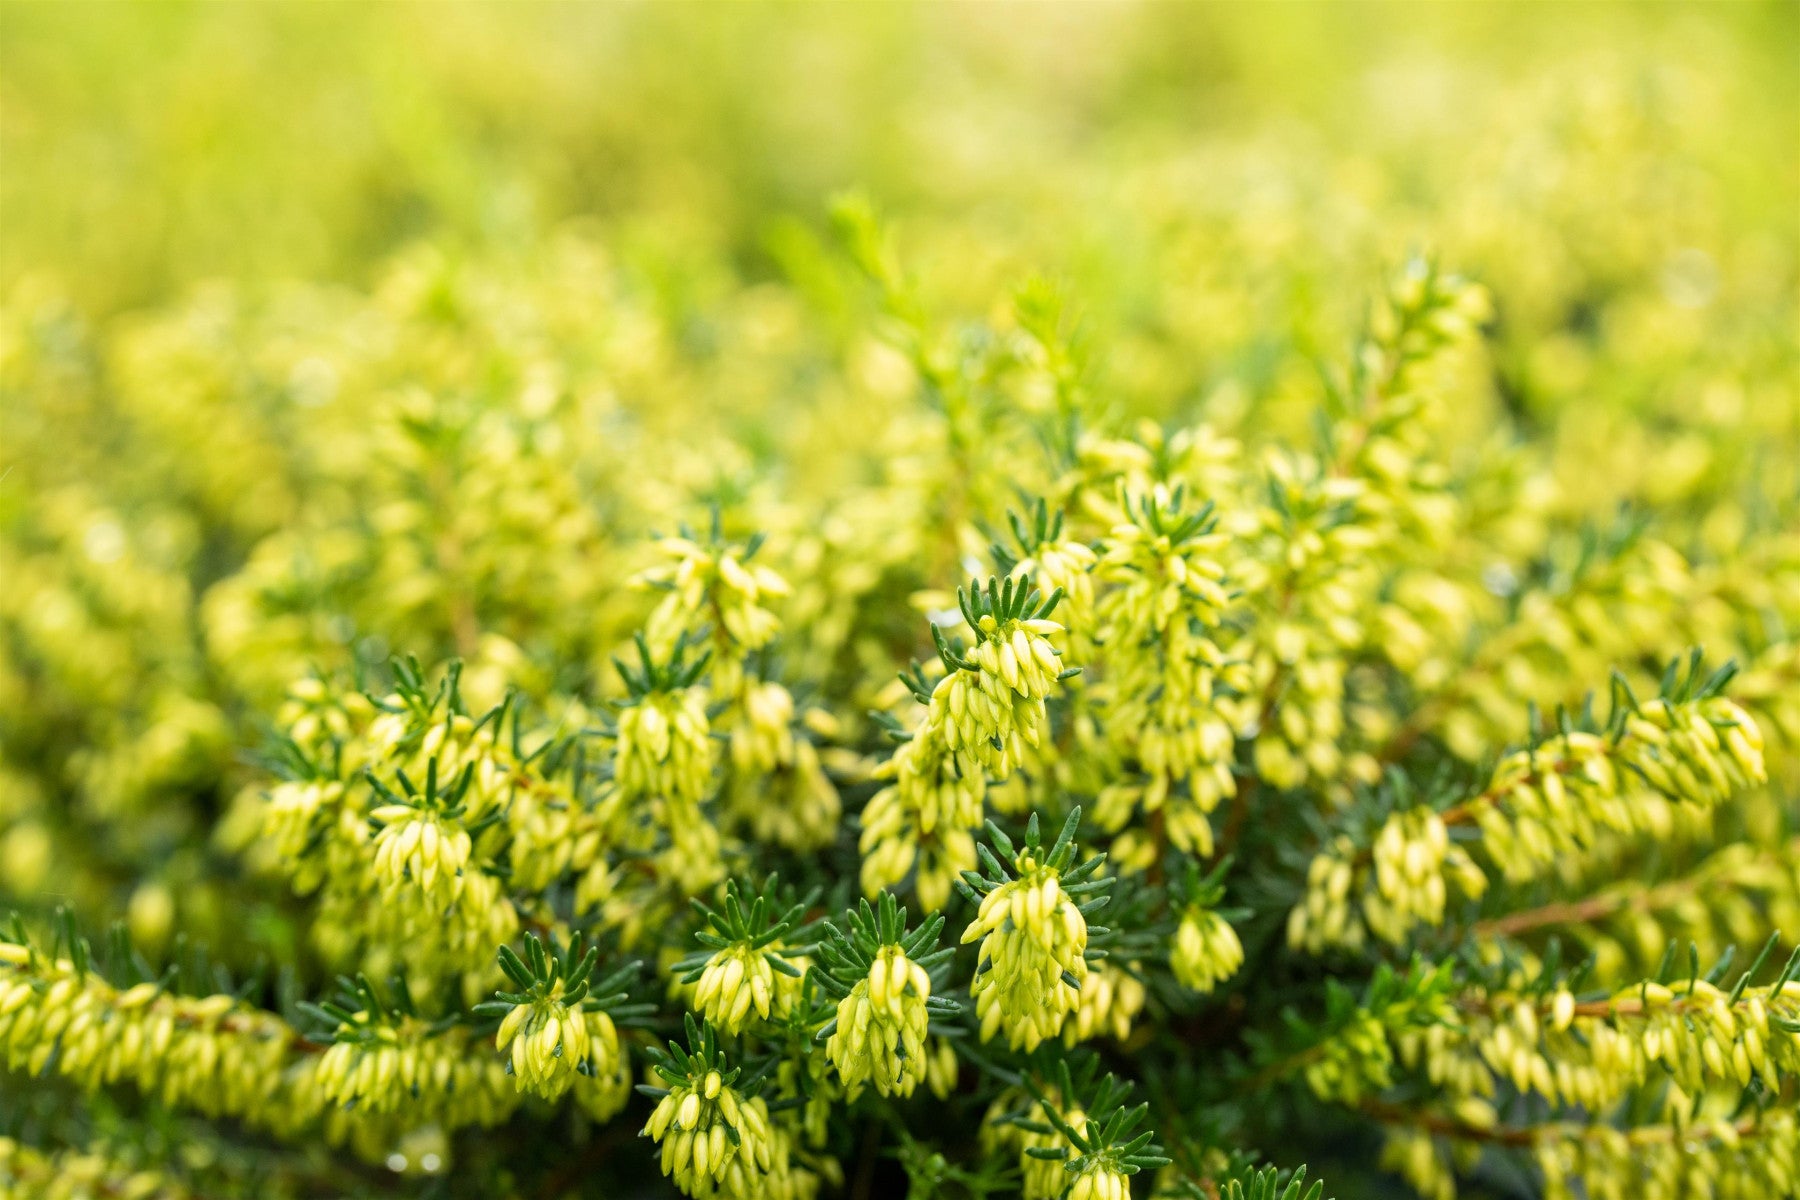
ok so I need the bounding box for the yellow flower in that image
[1171,907,1243,994]
[614,689,714,807]
[860,577,1079,915]
[369,810,472,902]
[488,935,629,1104]
[960,810,1109,1052]
[691,945,779,1034]
[826,946,933,1098]
[1065,961,1147,1044]
[643,1020,781,1199]
[679,882,809,1035]
[817,893,955,1099]
[1069,1163,1131,1200]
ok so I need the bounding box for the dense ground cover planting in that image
[2,4,1797,1198]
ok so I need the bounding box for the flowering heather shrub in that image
[2,6,1798,1200]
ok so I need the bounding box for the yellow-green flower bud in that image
[826,945,932,1098]
[1069,1162,1131,1200]
[1065,961,1147,1045]
[495,987,589,1101]
[615,688,714,807]
[369,809,472,903]
[1172,907,1244,994]
[964,857,1088,1051]
[690,945,779,1035]
[644,1073,773,1197]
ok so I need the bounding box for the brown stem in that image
[1359,1098,1763,1150]
[1243,1040,1327,1093]
[1214,658,1281,862]
[1359,1099,1538,1147]
[1216,775,1256,862]
[1145,807,1169,889]
[1349,747,1596,869]
[1472,872,1703,940]
[1458,983,1755,1023]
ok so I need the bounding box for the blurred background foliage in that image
[0,2,1796,1195]
[5,1,1795,518]
[6,3,1795,314]
[4,0,1796,1060]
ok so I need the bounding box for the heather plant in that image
[3,6,1797,1200]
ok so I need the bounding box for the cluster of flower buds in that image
[1378,1125,1456,1200]
[1635,974,1800,1098]
[1100,486,1234,634]
[0,1136,187,1200]
[321,859,519,984]
[981,1087,1085,1200]
[730,679,795,775]
[0,934,298,1130]
[994,501,1100,658]
[676,881,810,1035]
[1454,941,1800,1119]
[691,946,782,1034]
[931,575,1072,775]
[695,1096,821,1200]
[1167,858,1246,995]
[1533,1109,1797,1200]
[642,1018,780,1199]
[958,810,1111,1051]
[1293,963,1461,1107]
[922,1035,960,1099]
[1301,1010,1398,1106]
[367,758,477,904]
[1291,660,1767,953]
[506,761,606,895]
[1289,807,1490,954]
[611,633,716,809]
[606,632,724,893]
[634,524,791,697]
[825,947,932,1096]
[479,935,640,1103]
[1242,453,1376,793]
[729,731,841,854]
[301,976,515,1128]
[256,662,532,979]
[1014,1068,1171,1200]
[1065,962,1147,1045]
[862,573,1076,910]
[1386,1101,1800,1200]
[1286,835,1361,954]
[1173,907,1245,995]
[1476,673,1765,886]
[814,893,958,1099]
[262,777,349,870]
[361,673,517,819]
[860,727,984,910]
[1023,1106,1084,1200]
[1096,488,1244,855]
[768,1052,839,1154]
[1068,1163,1133,1200]
[1126,622,1238,849]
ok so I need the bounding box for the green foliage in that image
[3,5,1799,1200]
